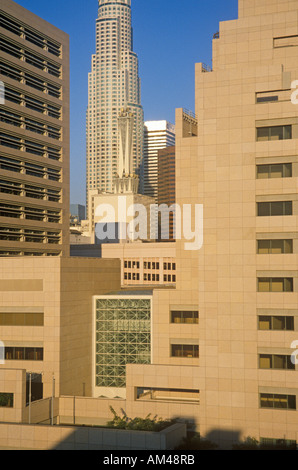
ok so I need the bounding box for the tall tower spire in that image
[86,0,144,205]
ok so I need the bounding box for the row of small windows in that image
[257,239,293,254]
[256,125,292,141]
[260,394,296,410]
[124,261,176,271]
[4,85,61,119]
[0,109,61,139]
[0,132,61,161]
[4,347,43,361]
[0,250,61,257]
[257,201,292,217]
[0,35,61,77]
[257,163,292,179]
[259,354,295,370]
[0,227,61,244]
[0,312,43,326]
[257,277,293,293]
[0,61,61,98]
[0,155,61,182]
[0,179,61,203]
[124,272,176,283]
[171,311,199,324]
[168,311,294,329]
[258,315,294,331]
[0,12,61,57]
[0,204,60,223]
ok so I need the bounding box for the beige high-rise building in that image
[91,0,298,448]
[102,241,176,287]
[0,0,122,425]
[0,0,70,257]
[1,0,298,452]
[140,0,298,447]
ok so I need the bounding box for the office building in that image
[144,0,298,447]
[70,204,85,223]
[0,0,122,429]
[96,0,298,447]
[102,241,176,287]
[86,0,144,205]
[143,121,175,201]
[87,105,155,244]
[158,145,175,241]
[0,256,120,401]
[0,0,70,257]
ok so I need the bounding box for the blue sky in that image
[14,0,238,205]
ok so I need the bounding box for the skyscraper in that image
[86,0,144,205]
[0,0,70,257]
[158,145,176,241]
[143,121,175,201]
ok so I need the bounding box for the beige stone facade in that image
[0,257,121,401]
[0,0,70,256]
[102,242,176,287]
[140,0,298,447]
[1,0,298,451]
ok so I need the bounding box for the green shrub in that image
[107,407,175,432]
[233,437,296,450]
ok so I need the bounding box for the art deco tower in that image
[86,0,144,205]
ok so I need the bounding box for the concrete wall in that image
[0,369,26,424]
[0,422,186,450]
[0,257,121,400]
[59,396,126,427]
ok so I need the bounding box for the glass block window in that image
[95,297,151,388]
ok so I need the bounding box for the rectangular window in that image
[257,125,292,141]
[171,344,199,358]
[257,163,292,179]
[257,239,293,254]
[258,315,294,331]
[256,96,279,103]
[257,201,293,217]
[260,393,296,410]
[274,35,298,48]
[259,354,295,370]
[4,347,43,361]
[260,438,297,449]
[136,387,200,403]
[0,312,44,326]
[258,278,294,293]
[171,311,199,324]
[0,393,13,408]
